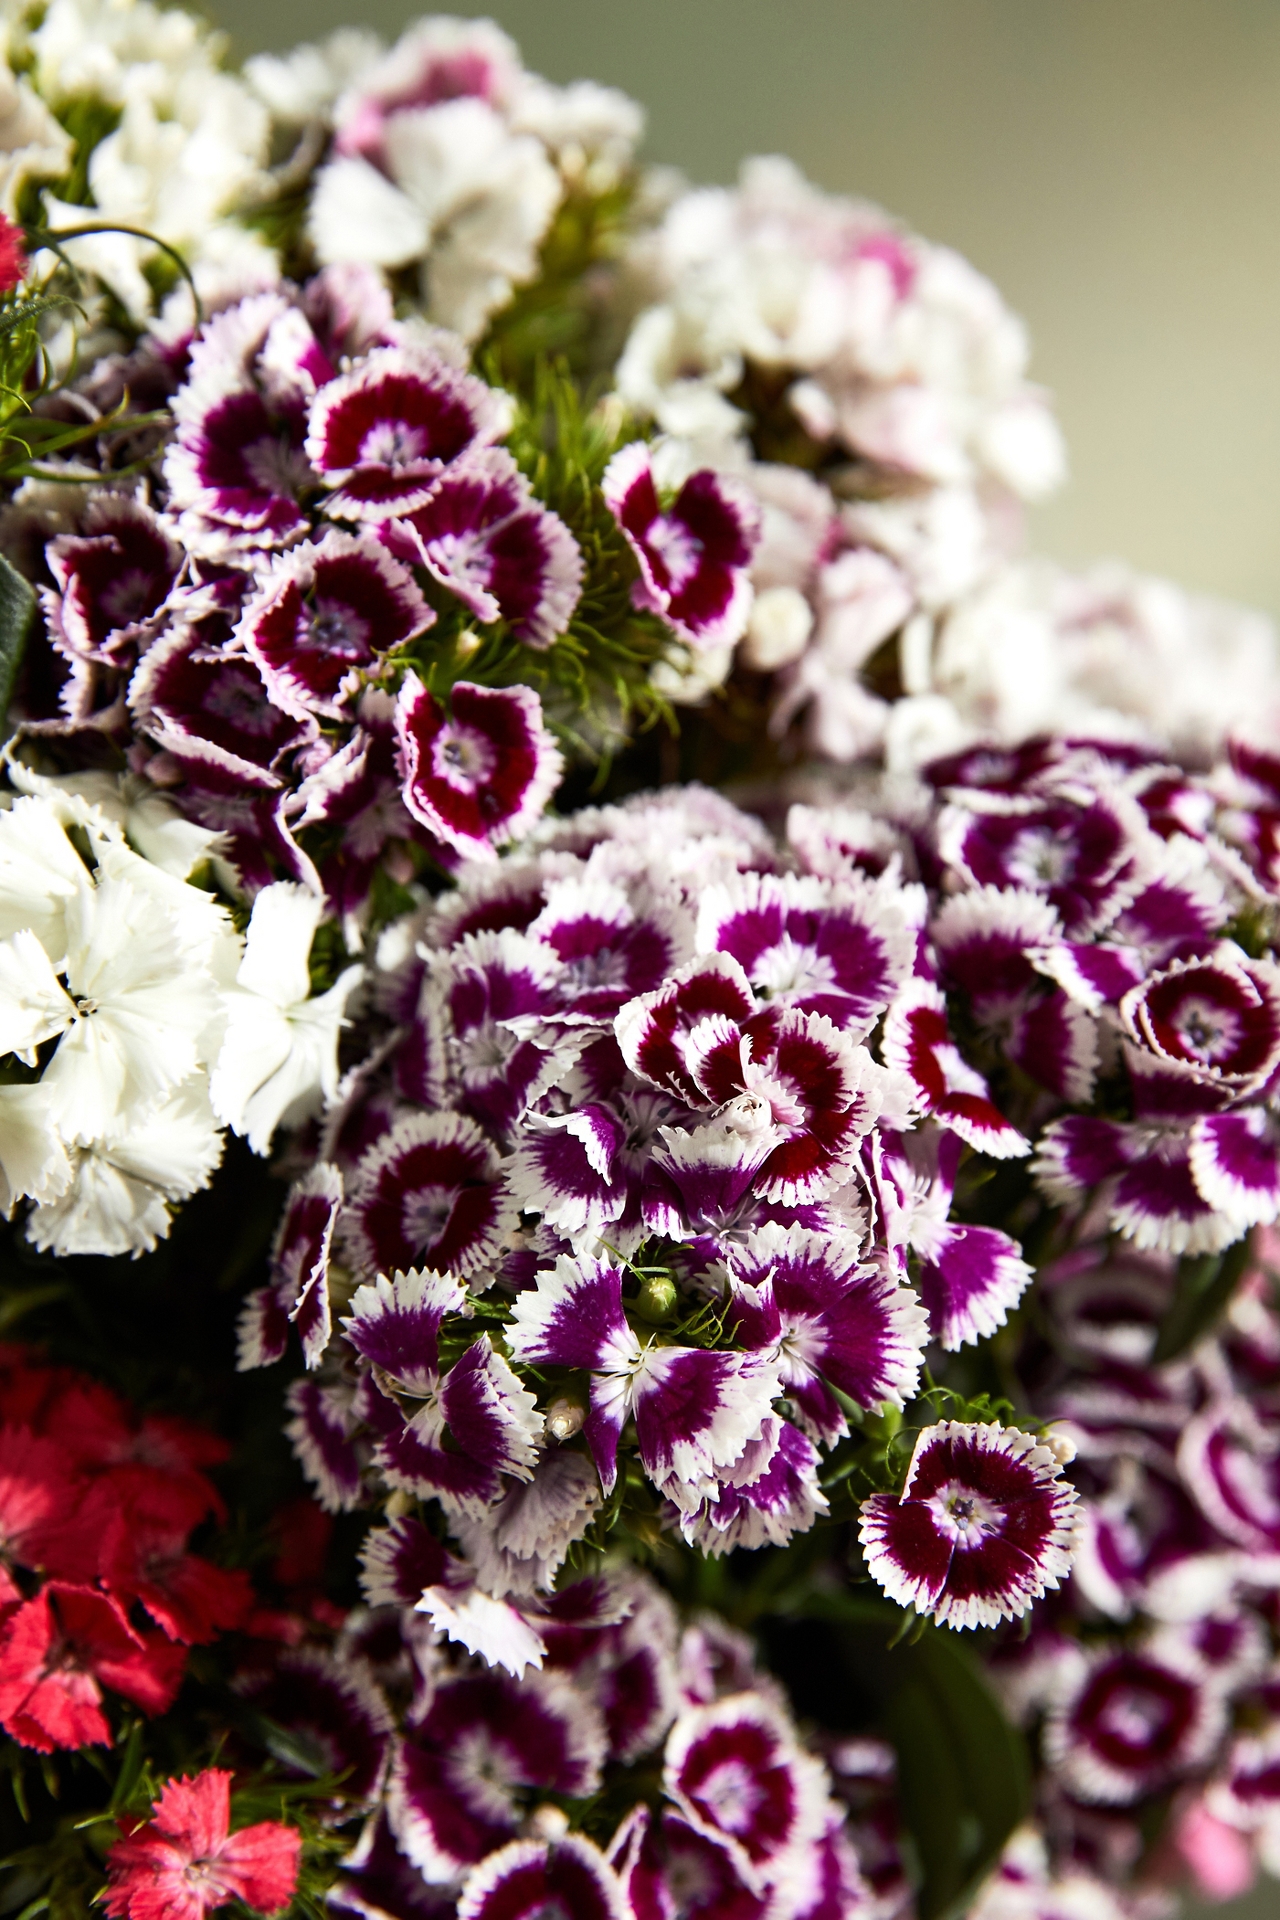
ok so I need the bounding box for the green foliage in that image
[480,178,638,397]
[1152,1231,1254,1363]
[0,547,35,732]
[396,355,675,775]
[0,275,169,487]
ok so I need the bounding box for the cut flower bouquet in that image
[0,11,1278,1920]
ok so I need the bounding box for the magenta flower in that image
[603,442,760,649]
[237,1161,343,1371]
[239,531,432,720]
[724,1221,929,1442]
[458,1836,628,1920]
[662,1693,829,1892]
[306,344,511,518]
[388,448,583,649]
[859,1421,1079,1629]
[882,978,1029,1160]
[506,1254,780,1498]
[340,1109,516,1281]
[395,673,564,862]
[1044,1644,1227,1805]
[696,868,915,1036]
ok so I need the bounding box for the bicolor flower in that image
[306,343,512,518]
[344,1267,540,1515]
[388,447,583,649]
[603,442,761,650]
[1043,1643,1227,1805]
[239,530,433,720]
[662,1692,831,1894]
[340,1110,516,1281]
[457,1836,629,1920]
[506,1254,780,1500]
[696,869,914,1037]
[723,1222,929,1442]
[238,1161,344,1370]
[387,1668,605,1880]
[881,978,1028,1159]
[617,952,891,1203]
[859,1422,1079,1629]
[395,674,564,862]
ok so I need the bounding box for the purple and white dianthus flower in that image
[306,343,513,519]
[603,442,761,650]
[859,1421,1079,1629]
[395,674,565,862]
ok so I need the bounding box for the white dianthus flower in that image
[211,882,363,1156]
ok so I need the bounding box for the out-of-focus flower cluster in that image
[0,1343,254,1752]
[252,14,643,343]
[612,158,1280,762]
[979,1229,1280,1912]
[234,1552,904,1920]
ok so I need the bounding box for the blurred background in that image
[206,2,1280,1911]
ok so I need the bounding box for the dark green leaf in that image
[884,1630,1030,1920]
[0,549,34,730]
[766,1590,1029,1920]
[1152,1233,1253,1364]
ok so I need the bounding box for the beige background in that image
[206,3,1280,1912]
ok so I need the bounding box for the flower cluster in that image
[253,14,643,343]
[234,1553,887,1920]
[6,0,275,322]
[0,778,359,1252]
[2,12,1279,1919]
[0,1345,253,1752]
[974,1230,1280,1909]
[610,154,1064,730]
[243,781,1082,1650]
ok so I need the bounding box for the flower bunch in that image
[0,777,359,1253]
[1,9,1279,1919]
[260,14,643,346]
[977,1231,1280,1907]
[0,1344,254,1752]
[239,781,1084,1654]
[233,1555,886,1920]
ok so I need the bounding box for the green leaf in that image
[1152,1233,1253,1364]
[885,1630,1030,1920]
[765,1590,1029,1920]
[0,549,34,730]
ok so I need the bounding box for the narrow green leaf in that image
[0,548,34,729]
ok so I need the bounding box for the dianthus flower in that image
[859,1421,1079,1629]
[241,782,1072,1639]
[104,1769,301,1920]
